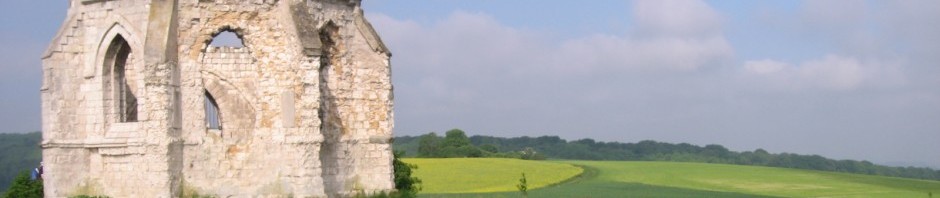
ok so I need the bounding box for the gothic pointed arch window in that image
[205,90,222,130]
[104,35,137,122]
[208,29,245,48]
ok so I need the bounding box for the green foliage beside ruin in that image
[3,171,42,198]
[0,132,42,194]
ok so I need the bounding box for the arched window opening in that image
[205,91,222,130]
[106,35,138,123]
[208,30,245,48]
[319,23,340,68]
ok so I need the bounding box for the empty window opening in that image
[319,23,340,67]
[208,30,245,48]
[205,91,222,130]
[318,23,340,137]
[107,35,138,122]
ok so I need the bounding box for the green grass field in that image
[406,159,940,198]
[402,158,583,193]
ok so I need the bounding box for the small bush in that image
[516,172,528,197]
[3,171,42,198]
[393,150,421,198]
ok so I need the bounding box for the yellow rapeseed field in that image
[403,158,583,194]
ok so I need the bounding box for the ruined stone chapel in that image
[40,0,395,197]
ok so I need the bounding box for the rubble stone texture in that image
[39,0,395,197]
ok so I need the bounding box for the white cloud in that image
[632,0,723,38]
[742,55,905,90]
[558,35,732,72]
[736,0,936,92]
[881,1,940,65]
[744,59,786,74]
[369,11,545,74]
[799,55,864,90]
[565,0,733,72]
[369,0,732,76]
[801,0,868,31]
[366,0,735,137]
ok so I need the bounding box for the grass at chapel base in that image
[402,158,583,194]
[410,159,940,198]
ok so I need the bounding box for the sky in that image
[1,0,938,168]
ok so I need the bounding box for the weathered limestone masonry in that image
[40,0,395,197]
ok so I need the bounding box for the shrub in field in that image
[516,172,528,197]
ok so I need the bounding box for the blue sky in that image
[1,1,939,168]
[0,1,65,135]
[362,0,940,168]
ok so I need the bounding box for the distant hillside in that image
[394,131,940,182]
[0,132,42,193]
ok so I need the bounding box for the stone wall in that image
[41,0,395,197]
[41,0,170,196]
